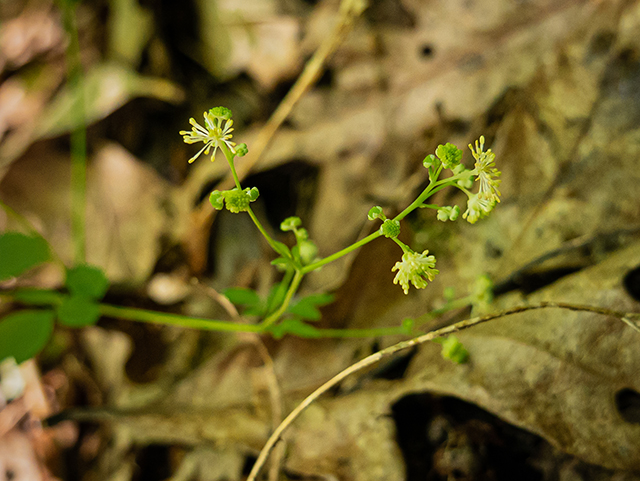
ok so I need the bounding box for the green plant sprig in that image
[0,107,502,363]
[178,106,502,332]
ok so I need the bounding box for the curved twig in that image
[247,301,640,480]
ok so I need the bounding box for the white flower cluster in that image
[463,136,501,223]
[392,250,439,295]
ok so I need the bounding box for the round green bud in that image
[297,239,318,265]
[368,206,386,221]
[452,164,467,175]
[435,143,463,169]
[247,186,259,201]
[281,216,302,232]
[235,143,249,157]
[224,188,250,213]
[437,206,461,222]
[209,191,224,210]
[209,106,232,119]
[423,154,438,169]
[380,219,401,238]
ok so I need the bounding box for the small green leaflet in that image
[286,293,334,321]
[0,232,50,281]
[0,310,55,363]
[65,264,109,300]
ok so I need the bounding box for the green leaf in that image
[65,264,109,300]
[267,319,321,339]
[287,293,334,321]
[223,287,261,308]
[56,296,101,327]
[0,232,50,281]
[271,257,293,271]
[13,289,63,306]
[0,310,55,363]
[272,241,292,259]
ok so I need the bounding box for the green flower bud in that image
[209,191,224,210]
[247,186,259,201]
[235,143,249,157]
[368,206,386,221]
[437,206,460,222]
[435,143,463,169]
[297,239,318,265]
[224,188,251,213]
[452,164,467,175]
[423,154,438,169]
[380,219,401,238]
[281,216,302,232]
[209,106,232,119]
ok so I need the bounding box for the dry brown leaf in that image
[399,241,640,470]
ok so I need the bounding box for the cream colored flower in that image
[180,109,236,163]
[392,250,439,294]
[463,193,495,224]
[469,136,501,203]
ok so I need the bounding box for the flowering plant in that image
[180,107,502,337]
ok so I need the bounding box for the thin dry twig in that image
[247,301,640,481]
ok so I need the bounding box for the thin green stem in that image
[99,304,263,333]
[220,143,242,190]
[246,207,280,252]
[60,0,87,264]
[219,142,281,252]
[267,268,294,313]
[391,236,410,254]
[261,269,304,328]
[301,230,381,274]
[394,170,471,223]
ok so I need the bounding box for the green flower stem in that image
[267,268,294,313]
[220,143,242,191]
[246,206,282,252]
[394,182,437,222]
[60,0,87,264]
[261,269,304,328]
[219,142,281,253]
[301,230,381,274]
[391,236,410,254]
[395,170,471,222]
[99,304,262,333]
[420,204,441,210]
